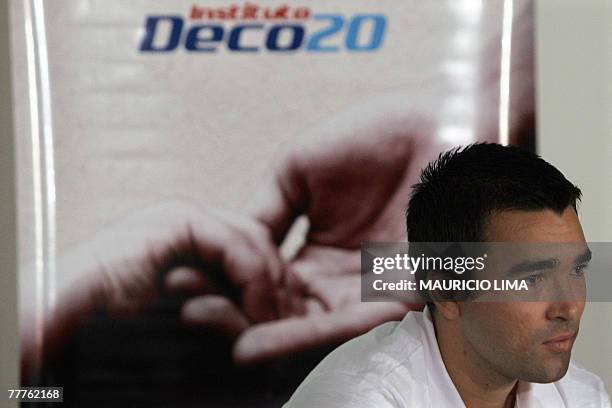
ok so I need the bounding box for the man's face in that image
[459,207,587,383]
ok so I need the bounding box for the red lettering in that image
[228,5,239,19]
[242,3,259,19]
[273,5,289,19]
[293,7,310,20]
[190,5,203,20]
[190,3,310,21]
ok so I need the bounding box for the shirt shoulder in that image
[284,313,427,408]
[555,361,611,407]
[305,315,425,378]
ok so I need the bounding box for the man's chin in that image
[524,354,572,383]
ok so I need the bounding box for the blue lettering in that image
[140,16,183,52]
[228,24,263,52]
[306,14,343,52]
[266,25,304,51]
[138,14,388,53]
[345,15,386,52]
[185,25,224,52]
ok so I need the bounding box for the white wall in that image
[538,0,612,391]
[0,0,19,405]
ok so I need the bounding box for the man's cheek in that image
[493,309,537,352]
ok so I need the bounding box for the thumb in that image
[247,153,308,244]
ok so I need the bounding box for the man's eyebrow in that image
[575,248,592,265]
[506,248,592,276]
[507,258,560,275]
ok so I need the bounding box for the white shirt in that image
[284,308,610,407]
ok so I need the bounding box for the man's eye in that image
[572,264,588,277]
[524,273,544,285]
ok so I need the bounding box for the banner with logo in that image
[11,0,535,405]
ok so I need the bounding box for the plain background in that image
[1,1,611,405]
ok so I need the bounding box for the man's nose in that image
[545,272,586,321]
[545,300,583,321]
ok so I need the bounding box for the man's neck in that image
[432,312,518,408]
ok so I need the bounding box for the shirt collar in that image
[420,306,467,407]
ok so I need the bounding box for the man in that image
[284,143,611,407]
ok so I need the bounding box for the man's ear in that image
[432,301,460,321]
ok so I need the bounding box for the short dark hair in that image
[406,143,582,308]
[406,143,581,243]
